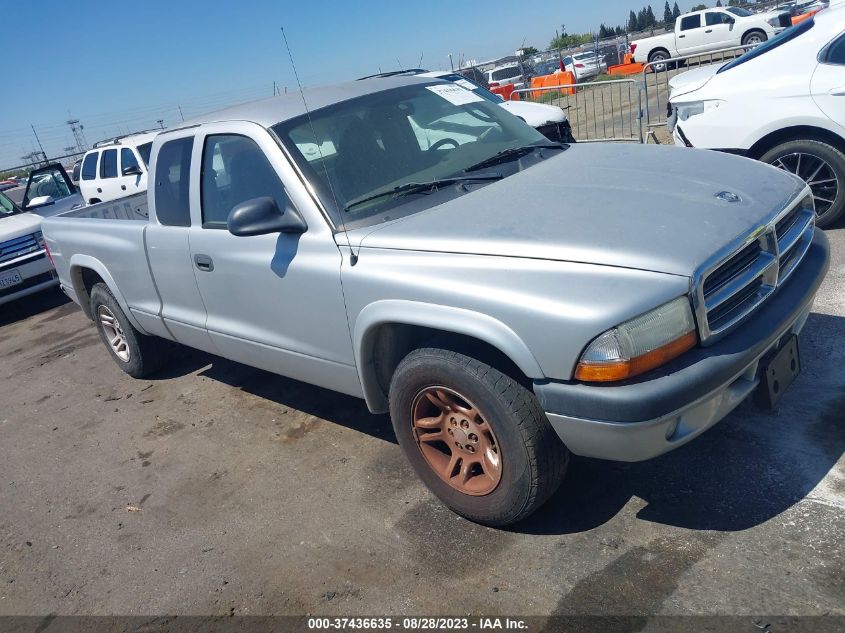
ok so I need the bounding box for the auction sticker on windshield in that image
[426,84,484,106]
[0,269,23,289]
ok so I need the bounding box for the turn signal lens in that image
[575,297,698,383]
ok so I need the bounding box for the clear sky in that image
[0,0,699,169]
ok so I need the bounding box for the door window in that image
[200,134,287,228]
[705,12,732,26]
[120,148,140,175]
[154,137,194,227]
[81,152,99,181]
[680,15,702,31]
[824,33,845,65]
[23,166,74,208]
[100,149,118,178]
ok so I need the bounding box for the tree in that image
[521,46,539,56]
[628,10,638,32]
[691,4,708,10]
[672,2,681,19]
[663,0,674,25]
[646,5,657,27]
[716,0,723,6]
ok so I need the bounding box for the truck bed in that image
[41,192,164,334]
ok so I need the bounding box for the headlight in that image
[767,17,781,27]
[575,297,698,382]
[674,100,724,122]
[35,230,45,248]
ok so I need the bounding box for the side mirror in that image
[123,165,143,177]
[227,196,307,237]
[26,195,54,209]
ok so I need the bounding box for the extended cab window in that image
[100,149,118,178]
[81,152,98,181]
[680,15,701,31]
[154,137,193,227]
[137,142,153,166]
[120,148,140,175]
[200,134,287,228]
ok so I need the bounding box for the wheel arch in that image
[648,47,671,61]
[354,301,545,414]
[747,125,845,160]
[742,28,767,44]
[67,254,148,334]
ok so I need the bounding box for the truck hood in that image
[499,100,567,126]
[0,212,42,242]
[353,144,806,277]
[669,65,721,100]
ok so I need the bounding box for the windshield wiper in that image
[344,175,503,211]
[463,143,567,173]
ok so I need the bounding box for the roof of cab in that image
[175,75,437,130]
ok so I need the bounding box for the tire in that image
[388,347,568,527]
[648,50,671,73]
[759,139,845,229]
[89,283,168,378]
[742,30,768,47]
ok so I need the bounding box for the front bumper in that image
[0,252,58,307]
[534,229,830,462]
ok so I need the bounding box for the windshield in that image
[719,19,814,73]
[491,67,521,81]
[273,82,550,228]
[0,191,20,216]
[726,7,753,17]
[437,73,504,103]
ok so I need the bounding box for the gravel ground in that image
[0,223,843,622]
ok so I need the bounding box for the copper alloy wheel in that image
[410,386,502,496]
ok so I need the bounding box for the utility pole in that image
[31,125,48,163]
[178,105,185,122]
[67,118,88,153]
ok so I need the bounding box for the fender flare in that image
[67,254,149,335]
[354,300,544,412]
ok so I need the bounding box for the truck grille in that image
[0,232,43,265]
[696,197,815,343]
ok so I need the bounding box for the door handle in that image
[705,29,713,33]
[829,87,845,96]
[194,254,214,272]
[679,34,686,38]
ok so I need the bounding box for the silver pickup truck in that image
[42,76,830,526]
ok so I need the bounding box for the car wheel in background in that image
[89,282,168,378]
[760,139,845,229]
[648,50,671,73]
[389,347,568,527]
[742,30,768,46]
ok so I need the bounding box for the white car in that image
[667,6,845,228]
[632,6,792,70]
[418,71,574,142]
[485,63,526,89]
[78,131,158,204]
[562,52,605,82]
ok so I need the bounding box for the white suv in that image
[78,131,158,204]
[668,6,845,227]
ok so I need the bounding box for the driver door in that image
[22,164,84,216]
[186,122,360,396]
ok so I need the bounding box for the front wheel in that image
[389,347,568,527]
[760,139,845,228]
[742,30,768,47]
[90,283,169,378]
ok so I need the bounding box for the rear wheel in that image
[742,30,768,46]
[89,283,168,377]
[648,50,671,73]
[388,347,568,526]
[760,139,845,228]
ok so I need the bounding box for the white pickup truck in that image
[632,6,792,70]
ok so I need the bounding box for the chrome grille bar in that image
[0,232,42,265]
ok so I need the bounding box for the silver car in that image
[42,76,829,526]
